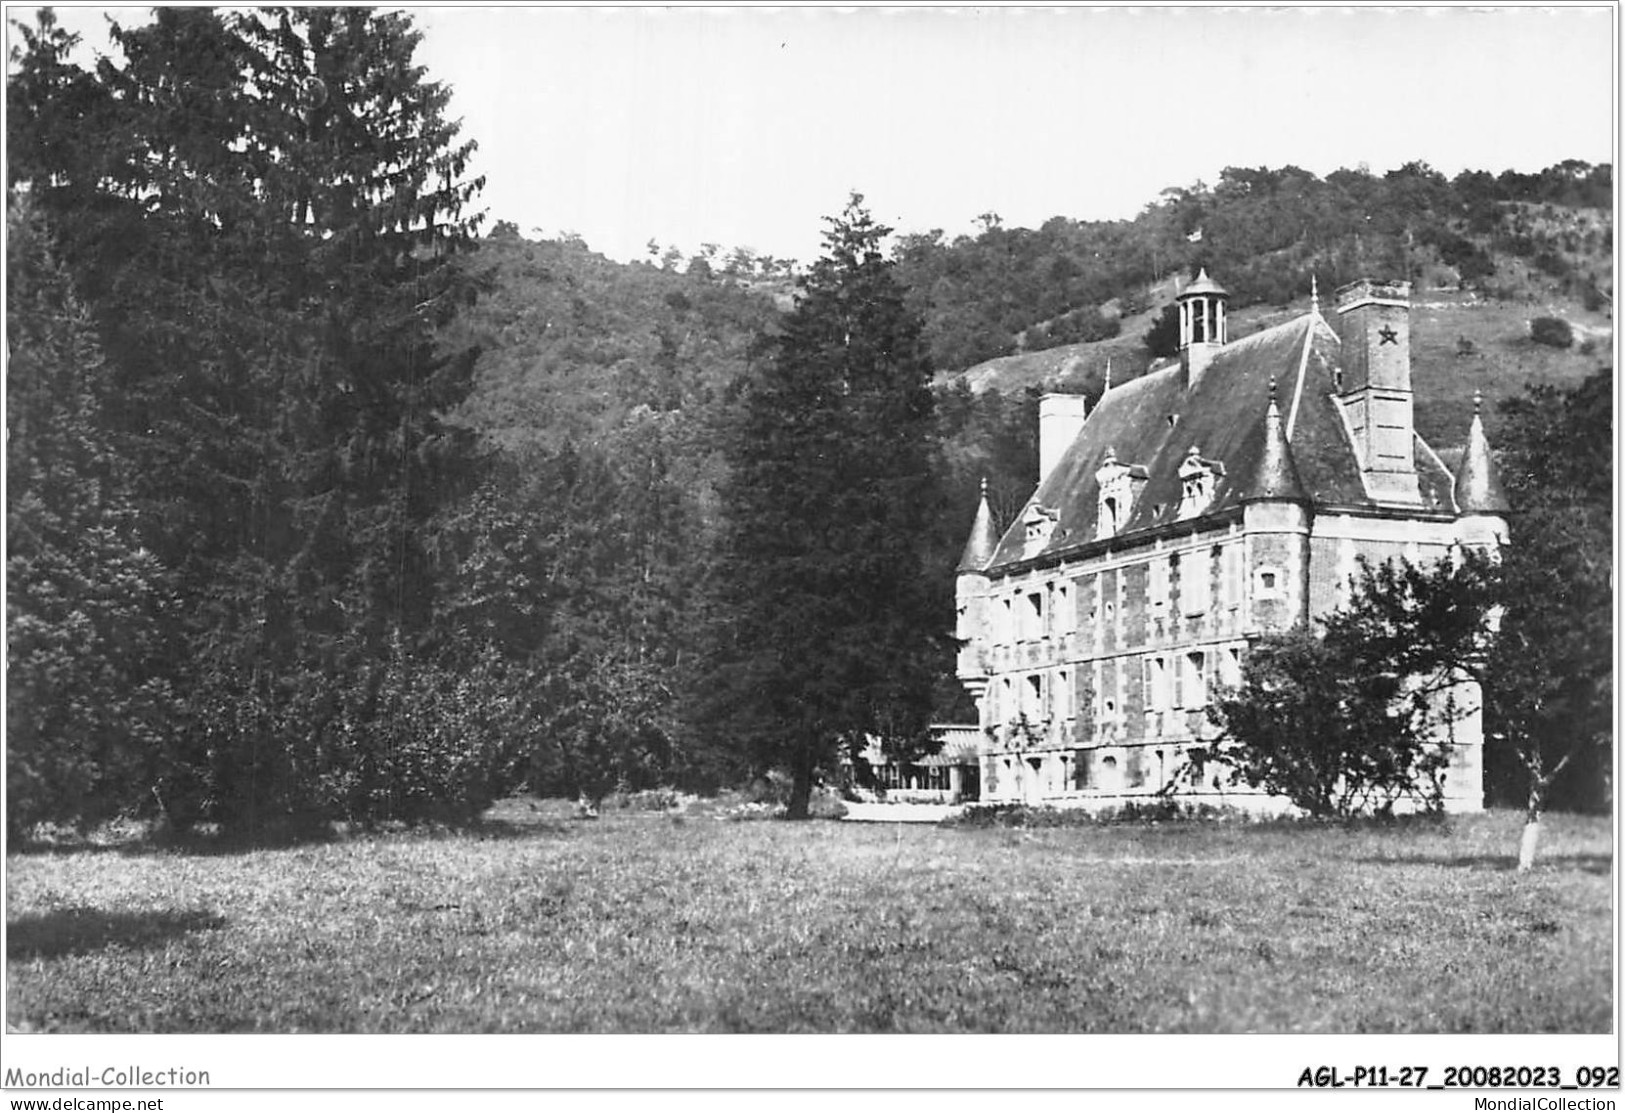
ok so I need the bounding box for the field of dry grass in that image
[4,802,1612,1033]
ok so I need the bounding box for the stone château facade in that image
[953,273,1509,811]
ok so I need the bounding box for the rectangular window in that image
[1149,557,1170,610]
[1055,669,1070,721]
[1181,550,1211,615]
[1024,591,1044,641]
[1025,674,1043,718]
[1144,655,1170,712]
[1184,651,1208,708]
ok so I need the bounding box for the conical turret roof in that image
[1244,381,1307,503]
[1455,394,1509,514]
[957,480,999,572]
[1178,267,1229,300]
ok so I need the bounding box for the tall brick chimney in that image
[1334,278,1421,505]
[1038,393,1090,483]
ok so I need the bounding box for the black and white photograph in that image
[2,3,1615,1106]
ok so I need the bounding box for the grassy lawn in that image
[4,802,1612,1033]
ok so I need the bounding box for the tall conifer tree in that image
[709,194,947,817]
[7,8,487,828]
[6,195,177,842]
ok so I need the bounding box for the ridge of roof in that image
[1287,314,1341,438]
[1228,311,1319,354]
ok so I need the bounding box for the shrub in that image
[172,642,527,837]
[1530,316,1574,348]
[613,788,681,812]
[1532,250,1571,279]
[1202,556,1498,819]
[944,800,1242,828]
[741,770,793,806]
[1142,303,1180,359]
[807,788,849,820]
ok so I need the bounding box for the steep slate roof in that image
[986,311,1458,571]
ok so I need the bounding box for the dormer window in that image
[1022,503,1059,556]
[1177,445,1225,521]
[1096,448,1147,540]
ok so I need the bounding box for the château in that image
[952,273,1509,810]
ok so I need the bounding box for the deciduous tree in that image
[1487,369,1612,867]
[1201,554,1499,818]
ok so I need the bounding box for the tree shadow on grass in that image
[9,819,345,858]
[6,841,137,859]
[8,907,227,960]
[11,815,572,858]
[1358,853,1612,875]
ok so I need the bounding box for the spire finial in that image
[1103,357,1113,393]
[979,476,989,498]
[1472,389,1483,416]
[1311,274,1320,316]
[1266,377,1285,420]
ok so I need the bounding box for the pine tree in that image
[707,194,948,818]
[7,8,488,829]
[6,194,177,842]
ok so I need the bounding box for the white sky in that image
[30,5,1620,264]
